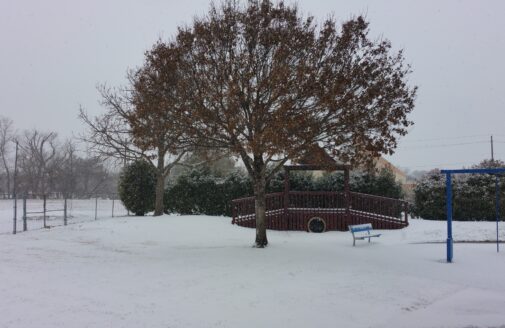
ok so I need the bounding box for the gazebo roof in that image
[286,144,348,171]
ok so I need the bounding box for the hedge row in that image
[412,168,505,221]
[164,168,403,216]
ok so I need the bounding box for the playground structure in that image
[232,164,409,232]
[442,168,504,263]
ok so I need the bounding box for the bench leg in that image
[353,238,356,247]
[368,237,371,243]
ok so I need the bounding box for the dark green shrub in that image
[164,169,212,215]
[268,171,317,192]
[164,169,252,216]
[351,169,404,199]
[412,161,505,221]
[314,172,345,191]
[412,170,447,220]
[314,168,403,198]
[221,172,253,215]
[118,160,156,216]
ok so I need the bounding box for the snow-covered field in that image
[1,213,505,328]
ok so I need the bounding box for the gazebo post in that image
[344,167,350,220]
[283,167,290,229]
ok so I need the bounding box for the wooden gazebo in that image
[231,155,409,232]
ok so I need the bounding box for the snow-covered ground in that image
[1,214,505,328]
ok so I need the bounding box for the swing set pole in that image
[446,173,453,263]
[442,168,505,262]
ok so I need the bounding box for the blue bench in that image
[349,223,381,246]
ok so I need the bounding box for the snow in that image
[1,205,505,327]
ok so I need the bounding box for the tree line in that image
[0,116,117,198]
[80,0,416,247]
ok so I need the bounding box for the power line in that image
[397,140,489,151]
[398,134,491,144]
[398,161,480,169]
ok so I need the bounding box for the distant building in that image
[374,157,408,184]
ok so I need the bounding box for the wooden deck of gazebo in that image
[231,164,409,232]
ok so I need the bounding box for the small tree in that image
[119,160,156,216]
[175,1,416,246]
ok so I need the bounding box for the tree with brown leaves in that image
[173,0,416,247]
[128,42,190,215]
[80,42,189,216]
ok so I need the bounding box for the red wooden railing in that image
[232,192,285,228]
[231,191,409,231]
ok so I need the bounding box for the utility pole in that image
[491,135,494,161]
[12,140,18,234]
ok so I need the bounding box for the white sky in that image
[1,0,504,171]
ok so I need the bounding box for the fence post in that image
[112,198,115,217]
[95,197,98,220]
[13,194,17,234]
[22,194,27,231]
[43,194,47,228]
[64,198,67,226]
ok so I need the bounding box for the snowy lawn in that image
[1,215,505,328]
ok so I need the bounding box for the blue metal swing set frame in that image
[441,168,505,263]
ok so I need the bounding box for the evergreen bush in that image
[412,160,505,221]
[412,170,447,220]
[118,160,156,216]
[164,169,252,216]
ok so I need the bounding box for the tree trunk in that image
[5,170,10,199]
[1,143,11,198]
[254,175,268,247]
[153,152,166,216]
[154,172,165,216]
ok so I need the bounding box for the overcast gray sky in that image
[1,0,504,171]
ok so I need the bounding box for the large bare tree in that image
[18,130,58,195]
[175,1,416,247]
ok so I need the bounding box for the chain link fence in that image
[0,193,129,235]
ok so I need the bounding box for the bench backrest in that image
[349,223,373,233]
